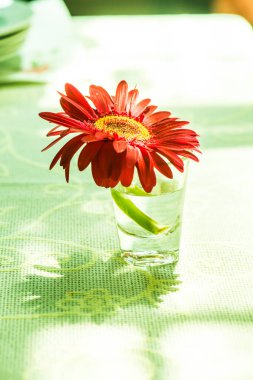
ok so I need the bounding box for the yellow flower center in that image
[94,115,151,141]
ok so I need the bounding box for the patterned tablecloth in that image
[0,3,253,379]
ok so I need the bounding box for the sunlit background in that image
[62,0,253,24]
[1,1,253,380]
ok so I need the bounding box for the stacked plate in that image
[0,1,32,63]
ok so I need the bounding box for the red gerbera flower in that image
[39,80,200,193]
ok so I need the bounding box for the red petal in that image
[131,98,151,117]
[142,105,158,118]
[81,131,107,143]
[156,128,198,138]
[114,80,128,113]
[47,130,69,137]
[49,134,86,181]
[65,83,96,119]
[39,112,88,131]
[150,151,173,179]
[152,126,194,142]
[144,111,171,126]
[58,92,96,121]
[178,150,199,162]
[89,141,125,188]
[113,140,127,153]
[151,118,178,132]
[152,120,189,131]
[91,142,118,187]
[60,98,87,121]
[65,164,70,182]
[49,149,65,171]
[156,147,184,172]
[110,151,125,182]
[136,148,156,193]
[157,144,198,151]
[59,135,85,170]
[47,125,68,137]
[126,89,139,114]
[89,85,113,115]
[78,141,103,171]
[98,142,114,177]
[42,132,69,152]
[158,136,199,145]
[120,145,138,187]
[81,135,100,143]
[91,158,103,186]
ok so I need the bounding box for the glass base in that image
[117,226,180,267]
[121,249,179,267]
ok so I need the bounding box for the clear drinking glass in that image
[111,160,189,267]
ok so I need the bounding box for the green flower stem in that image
[124,186,153,197]
[111,189,170,235]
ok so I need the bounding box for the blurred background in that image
[63,0,211,15]
[1,1,253,380]
[62,0,253,23]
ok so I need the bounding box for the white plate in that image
[0,1,32,37]
[0,27,29,48]
[0,49,21,63]
[0,37,26,55]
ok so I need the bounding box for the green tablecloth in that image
[1,8,253,380]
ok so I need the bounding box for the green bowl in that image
[0,2,32,37]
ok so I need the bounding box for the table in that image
[0,4,253,380]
